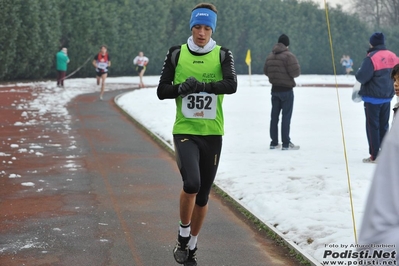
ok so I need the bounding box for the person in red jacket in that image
[92,45,111,100]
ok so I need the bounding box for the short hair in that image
[192,2,217,13]
[100,45,107,49]
[391,64,399,79]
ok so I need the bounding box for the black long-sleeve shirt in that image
[157,45,237,100]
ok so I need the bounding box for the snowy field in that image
[117,74,397,265]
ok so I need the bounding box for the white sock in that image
[179,222,191,237]
[188,234,198,250]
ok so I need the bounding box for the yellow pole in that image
[324,0,358,244]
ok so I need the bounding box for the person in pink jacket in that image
[358,62,399,264]
[355,32,399,163]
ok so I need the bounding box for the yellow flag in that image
[245,49,251,66]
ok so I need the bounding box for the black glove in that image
[178,77,204,97]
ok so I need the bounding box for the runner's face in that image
[192,25,212,47]
[394,74,399,96]
[101,47,107,54]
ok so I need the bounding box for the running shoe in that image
[184,247,197,266]
[173,234,190,264]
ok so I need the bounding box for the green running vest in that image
[173,44,224,135]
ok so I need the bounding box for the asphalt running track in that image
[0,84,308,266]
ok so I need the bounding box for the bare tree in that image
[350,0,399,28]
[382,0,399,26]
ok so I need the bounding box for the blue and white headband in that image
[189,8,217,32]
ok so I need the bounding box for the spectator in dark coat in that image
[355,32,399,163]
[264,34,301,150]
